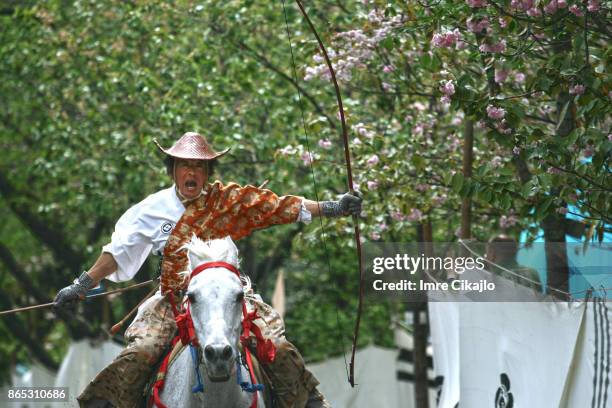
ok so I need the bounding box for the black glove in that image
[54,272,93,310]
[320,192,362,217]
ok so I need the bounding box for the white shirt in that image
[103,185,311,282]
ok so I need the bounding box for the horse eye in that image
[187,293,196,303]
[236,292,244,303]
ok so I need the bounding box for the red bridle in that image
[161,261,274,408]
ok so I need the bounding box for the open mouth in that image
[208,373,231,382]
[184,180,197,189]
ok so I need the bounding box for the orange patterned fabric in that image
[160,181,303,293]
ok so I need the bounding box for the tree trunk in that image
[543,17,574,299]
[413,222,431,408]
[460,120,474,239]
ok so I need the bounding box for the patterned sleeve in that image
[206,181,304,241]
[161,181,304,293]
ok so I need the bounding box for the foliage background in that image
[0,0,609,384]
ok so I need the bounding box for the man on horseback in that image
[54,132,362,408]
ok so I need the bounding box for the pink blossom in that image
[456,39,469,50]
[486,105,506,120]
[477,120,487,129]
[499,18,508,28]
[352,137,362,145]
[440,95,451,105]
[494,69,509,83]
[467,17,490,34]
[300,152,314,166]
[514,72,526,83]
[511,0,534,11]
[367,154,380,166]
[499,215,518,228]
[479,40,506,53]
[406,208,423,222]
[587,0,600,12]
[608,134,612,141]
[382,65,395,73]
[378,222,388,231]
[433,194,448,206]
[279,145,297,156]
[558,0,568,8]
[569,4,584,16]
[547,167,562,174]
[382,82,393,92]
[527,7,542,17]
[556,207,568,215]
[544,1,558,14]
[391,211,406,221]
[466,0,487,7]
[318,139,332,149]
[431,29,462,48]
[413,123,425,135]
[452,116,463,126]
[491,156,503,168]
[412,102,427,111]
[367,180,379,190]
[369,231,381,241]
[569,84,585,95]
[415,184,429,192]
[440,80,455,95]
[513,146,521,155]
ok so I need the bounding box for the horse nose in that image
[204,343,233,362]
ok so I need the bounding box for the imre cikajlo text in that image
[371,253,491,292]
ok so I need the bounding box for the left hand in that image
[338,192,362,216]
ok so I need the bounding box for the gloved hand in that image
[320,192,362,217]
[54,272,93,310]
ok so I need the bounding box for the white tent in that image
[52,339,123,407]
[307,342,437,408]
[0,363,56,408]
[429,270,611,407]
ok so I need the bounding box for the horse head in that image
[184,235,247,382]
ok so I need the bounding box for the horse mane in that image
[181,235,253,294]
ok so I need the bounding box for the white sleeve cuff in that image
[297,201,312,224]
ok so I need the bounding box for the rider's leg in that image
[247,296,331,408]
[78,294,176,408]
[260,339,331,408]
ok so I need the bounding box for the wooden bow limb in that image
[0,279,157,316]
[293,0,364,387]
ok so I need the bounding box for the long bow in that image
[293,0,364,387]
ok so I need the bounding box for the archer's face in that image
[174,159,208,200]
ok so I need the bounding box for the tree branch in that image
[209,22,338,132]
[0,288,58,371]
[0,170,85,271]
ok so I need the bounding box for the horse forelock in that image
[185,234,241,270]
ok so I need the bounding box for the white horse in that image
[158,236,265,407]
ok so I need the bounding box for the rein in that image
[151,261,274,408]
[0,279,157,316]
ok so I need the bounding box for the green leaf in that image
[556,101,571,132]
[451,172,464,193]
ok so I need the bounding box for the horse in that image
[155,236,266,408]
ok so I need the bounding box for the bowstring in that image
[280,0,350,380]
